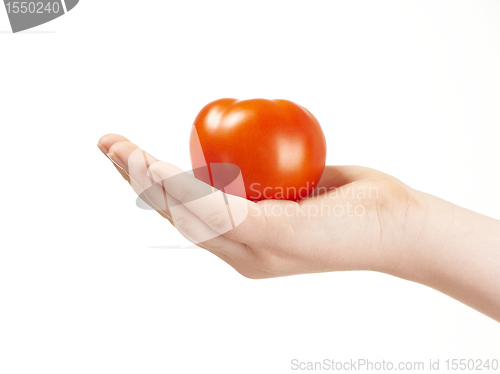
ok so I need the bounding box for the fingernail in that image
[97,143,109,155]
[147,168,164,184]
[107,152,127,171]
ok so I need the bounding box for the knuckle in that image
[205,211,229,232]
[173,216,192,237]
[175,186,191,203]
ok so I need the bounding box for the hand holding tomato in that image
[98,133,500,322]
[98,133,414,277]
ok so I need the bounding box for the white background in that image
[1,1,499,373]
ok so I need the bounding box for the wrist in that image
[366,183,429,277]
[384,189,500,320]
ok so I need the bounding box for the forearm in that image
[395,190,500,321]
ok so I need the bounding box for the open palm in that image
[98,134,414,279]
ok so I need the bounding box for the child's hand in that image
[98,133,500,322]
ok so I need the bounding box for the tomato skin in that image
[189,98,327,201]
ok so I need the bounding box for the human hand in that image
[97,134,417,279]
[98,133,500,321]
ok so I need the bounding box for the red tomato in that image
[189,98,327,201]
